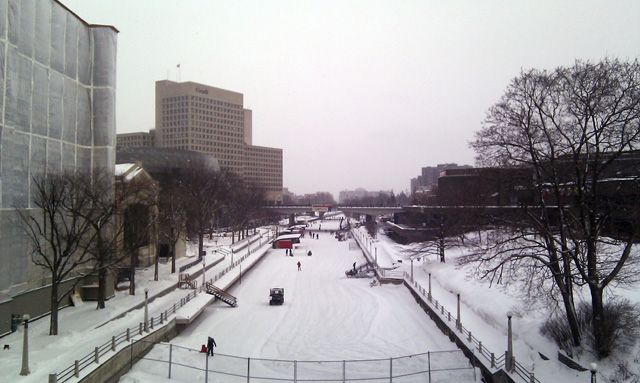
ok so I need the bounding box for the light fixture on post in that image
[590,363,597,383]
[506,311,514,372]
[456,294,461,331]
[144,288,150,333]
[20,314,30,376]
[202,259,206,288]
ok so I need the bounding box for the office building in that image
[116,130,155,148]
[119,80,283,203]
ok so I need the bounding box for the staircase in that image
[178,273,198,289]
[345,263,375,278]
[205,282,238,307]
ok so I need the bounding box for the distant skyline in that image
[63,0,640,199]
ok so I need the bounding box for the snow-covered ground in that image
[1,216,637,382]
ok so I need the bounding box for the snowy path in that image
[121,219,476,382]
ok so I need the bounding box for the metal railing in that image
[131,340,477,383]
[352,227,540,383]
[404,271,541,383]
[53,230,274,383]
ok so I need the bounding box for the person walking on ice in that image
[207,336,217,357]
[297,261,301,271]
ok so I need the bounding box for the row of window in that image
[162,96,241,109]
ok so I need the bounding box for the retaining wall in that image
[79,319,178,383]
[404,280,515,383]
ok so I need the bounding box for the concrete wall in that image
[0,273,116,336]
[79,319,178,383]
[403,280,515,383]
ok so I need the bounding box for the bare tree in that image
[158,183,187,274]
[232,180,267,241]
[16,172,95,335]
[404,211,469,263]
[72,168,158,300]
[178,160,230,260]
[470,58,640,357]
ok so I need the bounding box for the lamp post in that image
[20,314,30,376]
[202,259,206,288]
[506,311,514,372]
[144,288,149,332]
[456,294,461,330]
[410,258,414,281]
[428,273,432,302]
[589,363,597,383]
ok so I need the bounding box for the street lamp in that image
[20,314,30,376]
[202,259,206,288]
[428,273,432,302]
[506,311,514,372]
[410,258,414,281]
[144,288,149,332]
[456,294,461,331]
[374,246,378,268]
[589,363,597,383]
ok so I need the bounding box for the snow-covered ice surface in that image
[1,217,638,383]
[120,218,475,382]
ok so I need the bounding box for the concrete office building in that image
[0,1,118,334]
[153,80,283,203]
[116,130,155,148]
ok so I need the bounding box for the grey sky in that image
[63,0,640,199]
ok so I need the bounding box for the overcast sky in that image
[63,0,640,199]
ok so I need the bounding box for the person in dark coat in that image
[207,336,217,356]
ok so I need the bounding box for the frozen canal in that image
[121,218,476,382]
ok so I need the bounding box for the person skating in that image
[207,336,217,357]
[297,261,301,271]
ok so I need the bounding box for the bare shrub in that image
[541,298,640,358]
[540,310,585,355]
[585,298,640,357]
[602,355,640,383]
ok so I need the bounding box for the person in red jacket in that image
[297,261,301,271]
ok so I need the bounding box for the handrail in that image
[53,230,274,383]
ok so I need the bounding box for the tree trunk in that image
[558,280,581,349]
[590,285,607,358]
[50,282,59,335]
[129,250,136,295]
[171,241,176,274]
[154,247,159,281]
[198,232,204,260]
[97,261,107,309]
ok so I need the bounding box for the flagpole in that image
[177,64,181,82]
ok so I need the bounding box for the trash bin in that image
[11,314,21,332]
